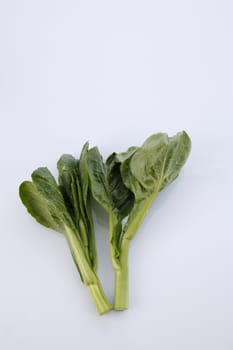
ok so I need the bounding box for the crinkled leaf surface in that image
[120,131,191,240]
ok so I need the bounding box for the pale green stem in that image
[114,237,130,310]
[88,281,112,315]
[124,192,159,240]
[65,226,112,315]
[113,192,159,310]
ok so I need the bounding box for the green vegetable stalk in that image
[19,147,112,315]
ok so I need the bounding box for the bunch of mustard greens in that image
[19,131,191,315]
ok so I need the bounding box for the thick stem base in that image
[88,281,112,315]
[65,226,112,315]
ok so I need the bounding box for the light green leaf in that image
[120,131,191,240]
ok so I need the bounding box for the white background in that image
[0,1,233,349]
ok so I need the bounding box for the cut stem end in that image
[88,283,113,315]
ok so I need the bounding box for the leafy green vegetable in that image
[19,131,191,314]
[86,131,191,310]
[113,131,191,309]
[19,165,112,315]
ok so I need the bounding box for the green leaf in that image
[105,148,137,262]
[121,133,169,200]
[79,143,98,271]
[19,181,65,233]
[57,154,80,225]
[57,153,98,271]
[79,142,90,205]
[106,151,135,218]
[19,167,73,233]
[120,131,191,240]
[159,131,191,191]
[86,147,113,213]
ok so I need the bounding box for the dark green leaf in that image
[79,143,98,271]
[57,153,97,270]
[86,147,113,213]
[19,167,73,233]
[106,152,135,218]
[79,142,90,205]
[57,154,80,225]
